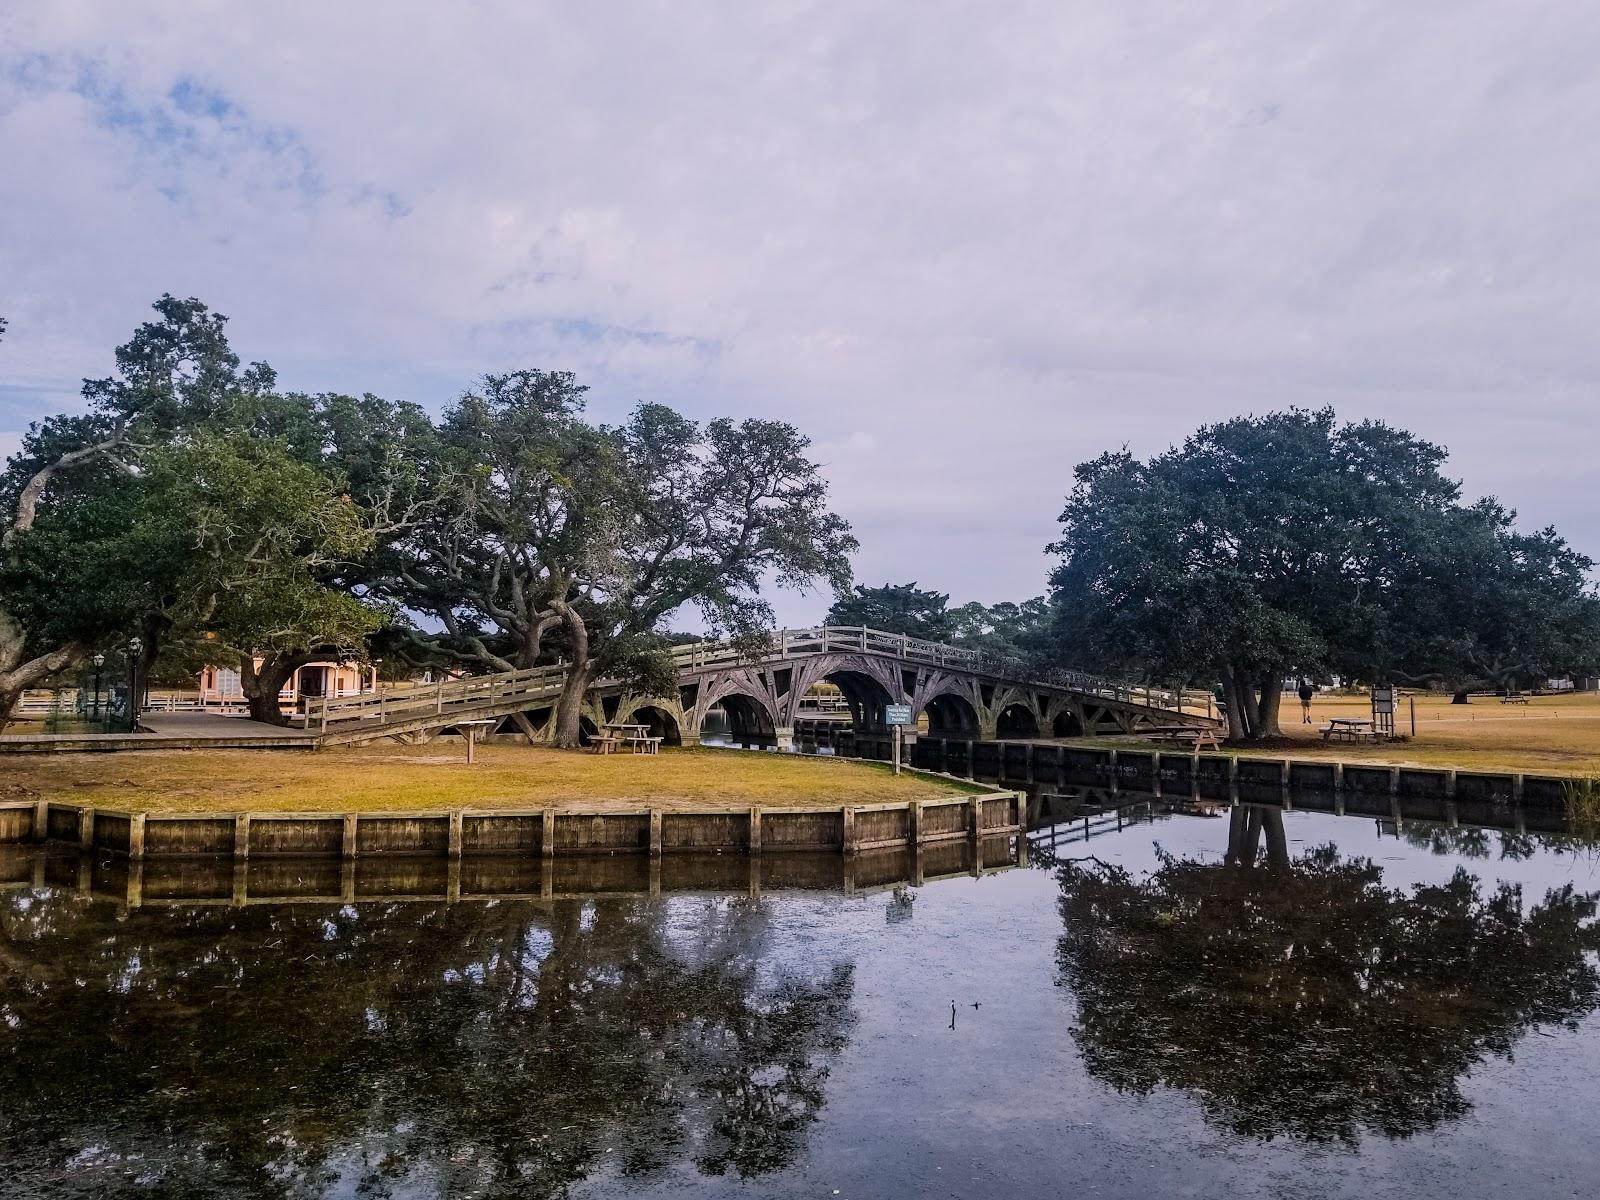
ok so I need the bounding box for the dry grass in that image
[1236,689,1600,775]
[1,744,975,814]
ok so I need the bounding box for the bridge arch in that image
[1051,708,1084,738]
[820,668,897,731]
[716,692,777,742]
[996,702,1042,739]
[923,690,981,737]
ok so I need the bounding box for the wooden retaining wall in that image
[910,736,1584,810]
[0,833,1022,909]
[0,791,1024,863]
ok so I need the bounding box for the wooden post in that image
[78,807,95,851]
[649,809,663,857]
[448,811,463,860]
[235,814,251,861]
[32,799,47,844]
[128,813,146,862]
[969,795,983,842]
[342,813,358,860]
[749,807,762,854]
[1512,774,1525,804]
[842,807,857,854]
[541,810,555,858]
[908,801,923,845]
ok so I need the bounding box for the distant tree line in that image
[0,297,855,735]
[824,582,1051,664]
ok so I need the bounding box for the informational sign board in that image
[885,704,915,727]
[1371,687,1395,714]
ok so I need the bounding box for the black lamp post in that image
[91,653,105,722]
[127,636,143,732]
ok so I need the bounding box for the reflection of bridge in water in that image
[0,837,1024,910]
[307,626,1216,748]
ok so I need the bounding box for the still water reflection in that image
[3,798,1600,1199]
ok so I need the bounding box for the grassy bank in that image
[1064,690,1600,777]
[1226,689,1600,776]
[1,744,981,814]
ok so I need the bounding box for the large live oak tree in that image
[1045,408,1600,739]
[0,298,421,728]
[383,387,856,746]
[544,403,856,746]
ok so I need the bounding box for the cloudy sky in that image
[3,2,1598,624]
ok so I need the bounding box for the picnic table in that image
[1322,717,1381,743]
[1145,724,1223,752]
[594,722,663,755]
[1501,691,1531,705]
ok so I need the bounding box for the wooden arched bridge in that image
[308,626,1217,749]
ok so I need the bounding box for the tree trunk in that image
[550,601,591,748]
[1221,673,1247,742]
[239,651,315,727]
[1232,665,1262,739]
[1256,674,1283,739]
[0,612,86,732]
[0,683,21,735]
[1224,804,1251,864]
[1260,807,1290,870]
[1451,689,1471,705]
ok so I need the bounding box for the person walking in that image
[1297,680,1315,724]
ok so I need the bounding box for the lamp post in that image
[91,653,105,722]
[127,636,144,733]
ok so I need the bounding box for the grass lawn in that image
[0,744,981,814]
[1186,690,1600,777]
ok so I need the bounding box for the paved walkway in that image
[0,710,317,753]
[138,712,310,739]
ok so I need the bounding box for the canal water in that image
[2,798,1598,1198]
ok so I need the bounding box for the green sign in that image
[885,704,914,726]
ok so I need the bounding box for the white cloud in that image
[4,2,1600,622]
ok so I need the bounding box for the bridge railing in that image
[309,624,1213,735]
[673,626,1212,717]
[308,663,567,732]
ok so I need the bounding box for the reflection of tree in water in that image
[1056,806,1600,1145]
[1391,820,1598,863]
[0,891,853,1198]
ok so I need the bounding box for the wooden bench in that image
[591,735,621,755]
[1501,693,1530,705]
[630,736,663,756]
